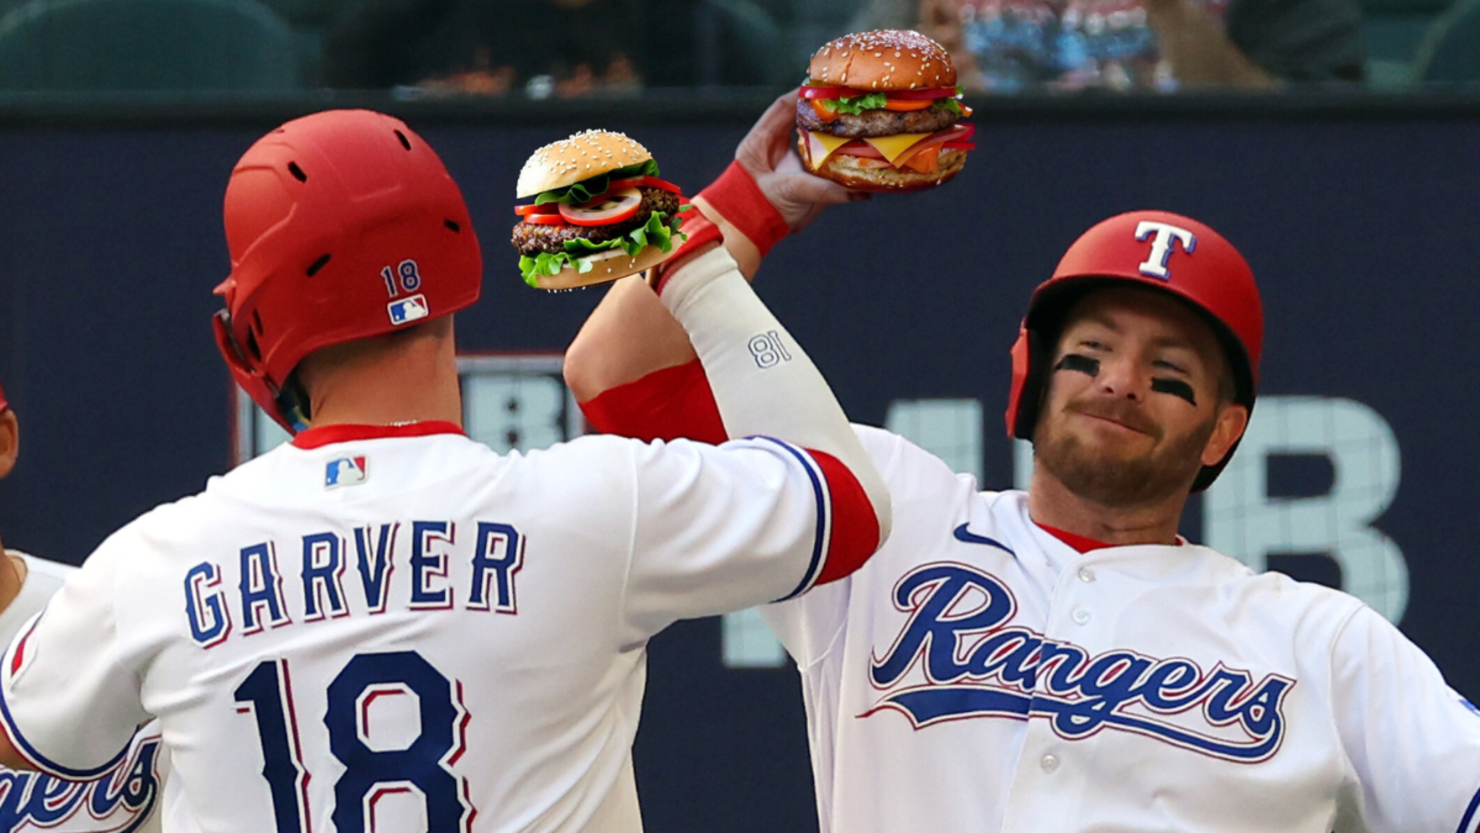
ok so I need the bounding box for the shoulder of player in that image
[11,550,75,585]
[0,551,71,644]
[1189,546,1369,624]
[849,423,985,492]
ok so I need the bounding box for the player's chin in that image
[807,150,968,193]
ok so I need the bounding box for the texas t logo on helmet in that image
[1134,220,1197,280]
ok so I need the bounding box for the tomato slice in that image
[834,140,884,159]
[885,86,957,101]
[882,99,934,111]
[608,175,683,195]
[798,84,865,100]
[939,122,975,144]
[558,186,642,227]
[902,145,941,173]
[809,99,841,122]
[893,129,960,169]
[514,203,561,217]
[522,213,568,226]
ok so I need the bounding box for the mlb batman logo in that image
[325,456,367,488]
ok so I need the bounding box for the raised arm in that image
[563,91,889,550]
[563,92,865,407]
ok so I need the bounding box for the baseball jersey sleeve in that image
[618,433,876,638]
[762,426,912,666]
[0,537,149,778]
[657,246,891,550]
[1330,603,1480,831]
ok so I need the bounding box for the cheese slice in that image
[803,130,855,169]
[861,132,935,165]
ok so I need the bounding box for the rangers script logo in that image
[865,563,1294,763]
[0,734,159,832]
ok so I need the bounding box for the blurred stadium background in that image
[2,0,1480,830]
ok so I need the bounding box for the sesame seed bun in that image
[807,29,957,92]
[516,129,653,198]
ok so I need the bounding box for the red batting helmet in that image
[1005,210,1263,492]
[212,109,482,432]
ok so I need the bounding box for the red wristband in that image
[696,160,789,256]
[650,209,723,295]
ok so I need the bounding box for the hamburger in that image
[796,29,976,192]
[513,130,688,290]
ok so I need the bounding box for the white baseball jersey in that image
[0,552,166,833]
[0,421,875,833]
[761,427,1480,833]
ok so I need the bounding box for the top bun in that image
[807,29,957,92]
[516,129,652,198]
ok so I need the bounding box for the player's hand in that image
[735,92,870,234]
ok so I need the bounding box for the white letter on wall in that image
[1204,396,1408,622]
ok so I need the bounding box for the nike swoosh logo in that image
[953,523,1016,556]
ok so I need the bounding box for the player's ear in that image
[1200,402,1248,469]
[0,410,18,480]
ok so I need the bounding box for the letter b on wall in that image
[1204,396,1408,622]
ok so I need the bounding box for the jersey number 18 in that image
[234,650,468,832]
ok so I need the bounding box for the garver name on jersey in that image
[185,521,523,647]
[864,562,1293,763]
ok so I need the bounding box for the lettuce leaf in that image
[934,97,965,115]
[824,93,888,115]
[532,158,661,205]
[521,210,687,287]
[822,86,966,115]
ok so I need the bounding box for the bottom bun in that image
[528,244,675,291]
[801,139,969,193]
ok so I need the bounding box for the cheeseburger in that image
[513,130,688,290]
[797,29,975,192]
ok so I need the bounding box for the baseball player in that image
[0,380,169,833]
[0,109,892,832]
[563,93,1480,832]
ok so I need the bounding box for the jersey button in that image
[1078,567,1095,583]
[1072,608,1091,625]
[1041,754,1059,773]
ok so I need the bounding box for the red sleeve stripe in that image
[752,437,881,599]
[579,360,726,445]
[751,436,832,599]
[807,447,883,586]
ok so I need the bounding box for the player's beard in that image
[1033,401,1216,508]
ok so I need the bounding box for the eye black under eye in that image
[1055,354,1099,377]
[1151,378,1197,405]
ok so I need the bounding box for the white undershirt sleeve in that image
[658,246,892,544]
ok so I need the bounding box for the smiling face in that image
[1031,286,1249,509]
